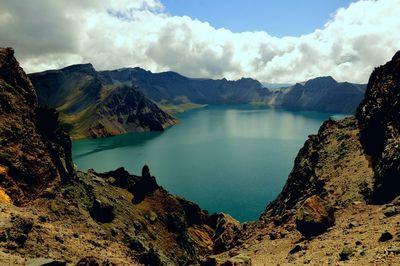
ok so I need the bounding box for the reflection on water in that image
[72,105,341,221]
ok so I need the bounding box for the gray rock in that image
[379,231,393,242]
[26,258,66,266]
[339,246,354,261]
[289,244,304,254]
[387,247,400,254]
[223,254,252,266]
[384,206,399,217]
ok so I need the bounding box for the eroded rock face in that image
[0,47,74,205]
[357,51,400,203]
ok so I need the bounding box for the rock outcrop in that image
[262,117,373,221]
[0,47,74,205]
[295,195,335,238]
[29,64,176,139]
[356,51,400,203]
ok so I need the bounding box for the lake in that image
[72,105,342,222]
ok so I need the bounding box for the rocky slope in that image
[0,48,74,205]
[29,64,176,139]
[356,51,400,203]
[208,52,400,265]
[0,48,237,265]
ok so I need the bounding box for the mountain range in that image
[0,47,399,264]
[30,64,366,139]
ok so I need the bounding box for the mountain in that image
[208,53,400,265]
[99,68,366,113]
[0,48,74,205]
[0,47,239,265]
[30,66,366,140]
[268,76,367,113]
[99,67,270,108]
[29,64,176,139]
[99,67,269,104]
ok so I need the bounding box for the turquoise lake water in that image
[72,105,341,222]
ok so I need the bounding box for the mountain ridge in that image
[29,64,176,139]
[30,64,367,140]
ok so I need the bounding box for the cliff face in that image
[263,53,400,220]
[356,51,400,203]
[29,64,176,139]
[0,48,74,205]
[261,117,374,220]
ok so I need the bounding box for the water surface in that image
[73,105,339,221]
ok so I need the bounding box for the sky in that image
[0,0,399,83]
[162,0,356,36]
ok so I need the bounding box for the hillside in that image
[209,53,400,265]
[29,64,176,139]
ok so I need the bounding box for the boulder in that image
[222,254,252,266]
[295,195,335,238]
[211,213,241,253]
[89,199,115,223]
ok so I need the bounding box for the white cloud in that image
[0,0,399,83]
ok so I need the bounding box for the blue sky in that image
[162,0,356,36]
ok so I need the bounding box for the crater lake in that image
[72,105,345,222]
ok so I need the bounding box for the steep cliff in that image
[29,65,176,139]
[0,47,74,205]
[357,51,400,203]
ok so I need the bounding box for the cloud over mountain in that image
[0,0,399,83]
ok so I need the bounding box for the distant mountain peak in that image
[62,63,96,75]
[304,76,337,87]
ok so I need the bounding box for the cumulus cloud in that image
[0,0,399,83]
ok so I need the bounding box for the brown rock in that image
[295,195,335,238]
[211,213,241,253]
[0,47,73,205]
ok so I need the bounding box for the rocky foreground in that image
[0,47,400,265]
